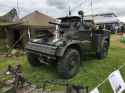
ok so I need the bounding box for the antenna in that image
[68,6,71,16]
[16,0,20,17]
[90,0,94,19]
[66,0,71,16]
[69,0,87,14]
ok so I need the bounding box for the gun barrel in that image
[49,22,69,27]
[48,22,59,25]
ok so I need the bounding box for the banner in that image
[90,88,99,93]
[108,70,125,93]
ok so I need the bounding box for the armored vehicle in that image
[25,11,110,78]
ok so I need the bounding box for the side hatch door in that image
[72,26,93,50]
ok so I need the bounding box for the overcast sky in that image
[0,0,125,21]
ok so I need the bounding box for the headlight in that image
[56,41,66,46]
[32,39,41,42]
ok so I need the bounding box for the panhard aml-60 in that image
[25,11,110,78]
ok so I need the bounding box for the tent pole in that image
[27,26,31,39]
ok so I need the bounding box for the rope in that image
[96,77,108,88]
[91,62,125,91]
[118,63,125,70]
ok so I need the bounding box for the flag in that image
[108,70,125,93]
[90,88,99,93]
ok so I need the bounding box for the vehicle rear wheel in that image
[27,53,42,67]
[96,40,109,59]
[57,48,80,79]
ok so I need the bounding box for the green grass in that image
[0,36,125,93]
[0,39,8,53]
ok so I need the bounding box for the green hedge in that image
[121,35,125,43]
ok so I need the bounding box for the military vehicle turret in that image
[25,11,110,78]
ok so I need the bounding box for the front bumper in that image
[25,42,57,56]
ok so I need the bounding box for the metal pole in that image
[28,26,31,39]
[91,0,94,20]
[17,0,20,17]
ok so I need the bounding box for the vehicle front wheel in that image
[27,53,42,67]
[96,40,109,59]
[57,48,80,79]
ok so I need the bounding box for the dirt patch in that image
[111,34,125,48]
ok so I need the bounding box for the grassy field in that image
[0,35,125,92]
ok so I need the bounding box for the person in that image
[121,25,125,33]
[114,25,119,33]
[99,24,104,30]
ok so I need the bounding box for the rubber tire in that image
[57,48,80,79]
[96,40,109,59]
[27,53,42,67]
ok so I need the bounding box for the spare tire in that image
[96,40,109,59]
